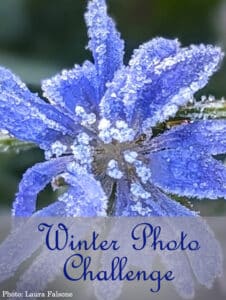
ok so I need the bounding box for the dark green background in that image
[0,0,226,215]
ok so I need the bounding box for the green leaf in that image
[0,134,36,154]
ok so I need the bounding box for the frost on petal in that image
[100,42,223,132]
[140,45,223,130]
[85,0,124,96]
[142,217,221,297]
[13,156,72,217]
[100,38,181,125]
[153,219,195,298]
[14,248,69,296]
[42,61,99,115]
[14,220,91,296]
[149,149,226,199]
[113,184,198,296]
[178,218,223,289]
[152,120,226,155]
[0,67,78,149]
[35,201,68,217]
[60,172,107,216]
[0,201,67,283]
[114,179,195,216]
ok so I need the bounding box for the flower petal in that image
[114,179,195,216]
[35,201,67,217]
[149,149,226,199]
[100,38,180,125]
[179,218,223,289]
[42,61,99,115]
[13,220,91,296]
[153,219,195,298]
[13,156,72,217]
[100,42,223,133]
[85,0,124,96]
[60,172,107,216]
[151,120,226,155]
[0,67,78,149]
[0,201,67,283]
[140,44,223,130]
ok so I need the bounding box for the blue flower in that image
[0,0,225,217]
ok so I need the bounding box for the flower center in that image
[45,112,153,201]
[92,133,152,184]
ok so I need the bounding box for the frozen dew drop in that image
[201,95,207,103]
[48,141,67,158]
[75,105,85,116]
[75,105,97,126]
[77,132,91,145]
[131,202,152,216]
[111,92,117,98]
[208,95,215,102]
[83,113,96,126]
[130,182,151,200]
[134,161,152,184]
[98,118,111,130]
[106,159,123,179]
[123,150,138,164]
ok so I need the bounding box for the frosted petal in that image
[149,149,226,199]
[60,172,107,216]
[155,219,195,298]
[100,42,223,133]
[42,61,99,115]
[152,120,226,155]
[0,67,78,149]
[13,156,72,216]
[14,220,91,297]
[140,45,223,129]
[100,38,180,125]
[114,179,195,216]
[176,218,223,288]
[85,0,124,96]
[0,201,66,283]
